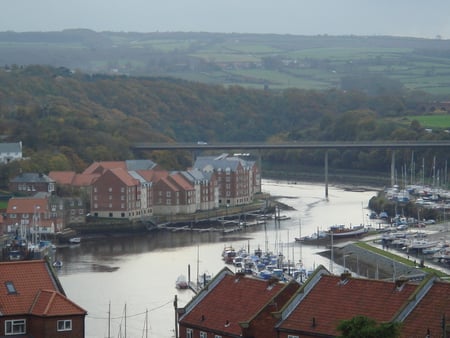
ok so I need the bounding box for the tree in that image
[337,315,401,338]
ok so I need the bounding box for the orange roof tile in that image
[72,173,99,186]
[181,273,286,336]
[170,172,194,190]
[48,171,76,185]
[278,275,420,336]
[136,169,168,182]
[6,197,48,214]
[401,280,450,338]
[0,260,85,316]
[30,289,86,316]
[83,161,126,175]
[109,168,139,186]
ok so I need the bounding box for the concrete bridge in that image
[132,141,450,197]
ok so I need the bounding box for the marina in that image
[51,180,449,338]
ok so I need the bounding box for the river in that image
[57,179,378,338]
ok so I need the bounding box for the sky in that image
[1,0,450,39]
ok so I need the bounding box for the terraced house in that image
[0,260,87,338]
[46,155,260,221]
[178,266,450,338]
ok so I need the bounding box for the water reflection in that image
[58,180,378,338]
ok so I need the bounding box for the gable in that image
[82,161,127,175]
[401,281,450,337]
[180,272,286,336]
[0,260,62,315]
[48,171,77,185]
[278,274,421,336]
[30,289,86,316]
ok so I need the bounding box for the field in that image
[408,114,450,129]
[1,31,450,95]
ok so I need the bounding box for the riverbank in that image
[318,223,450,280]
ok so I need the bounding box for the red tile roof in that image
[170,172,194,190]
[136,169,168,182]
[0,260,85,316]
[49,171,98,187]
[6,197,48,214]
[400,280,450,338]
[83,161,126,175]
[71,173,99,186]
[48,171,77,185]
[278,274,420,336]
[180,272,287,336]
[30,289,86,316]
[109,167,139,186]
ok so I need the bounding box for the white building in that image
[0,142,22,164]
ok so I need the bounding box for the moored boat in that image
[327,224,368,238]
[406,239,440,250]
[175,275,189,289]
[69,237,81,244]
[53,260,63,269]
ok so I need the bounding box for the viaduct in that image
[132,141,450,197]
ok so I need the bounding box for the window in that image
[5,319,26,335]
[186,328,193,338]
[5,281,16,294]
[200,332,207,338]
[57,319,72,332]
[214,335,222,338]
[288,336,299,338]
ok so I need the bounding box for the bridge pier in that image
[325,150,329,198]
[391,151,395,187]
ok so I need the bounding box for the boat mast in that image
[108,301,111,338]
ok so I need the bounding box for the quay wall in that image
[321,243,425,280]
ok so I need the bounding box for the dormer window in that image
[5,281,16,294]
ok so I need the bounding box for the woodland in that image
[1,31,450,188]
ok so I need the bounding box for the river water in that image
[57,179,378,338]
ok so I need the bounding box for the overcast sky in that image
[1,0,449,39]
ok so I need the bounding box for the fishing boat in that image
[295,230,328,243]
[327,224,368,238]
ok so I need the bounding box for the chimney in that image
[339,271,351,285]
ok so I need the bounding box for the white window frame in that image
[200,332,207,338]
[5,319,26,335]
[186,328,193,338]
[57,319,72,332]
[288,335,299,338]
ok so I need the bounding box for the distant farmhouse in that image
[0,141,22,164]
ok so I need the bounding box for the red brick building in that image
[3,196,64,236]
[0,260,87,338]
[178,267,300,338]
[193,154,261,207]
[179,266,450,338]
[90,168,141,219]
